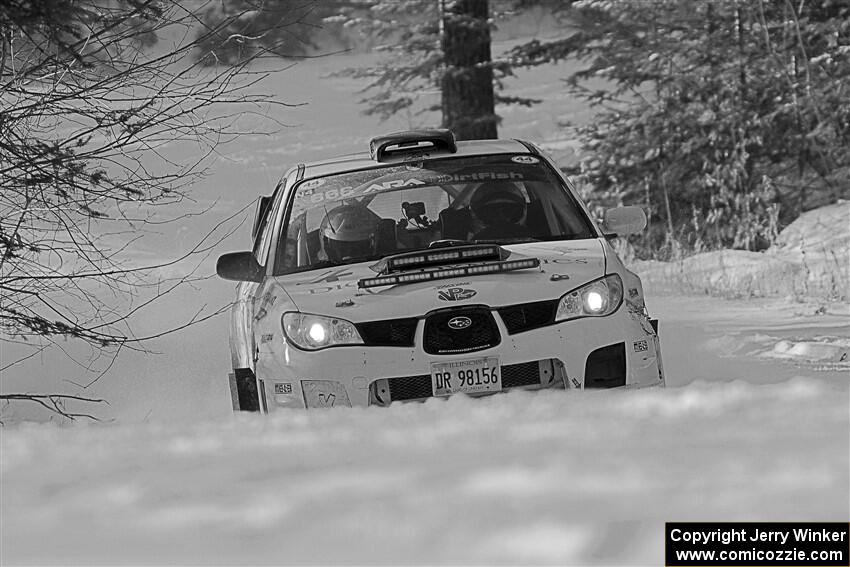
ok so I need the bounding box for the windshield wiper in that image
[472,237,541,244]
[426,237,541,250]
[427,239,474,249]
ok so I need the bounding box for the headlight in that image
[282,312,364,350]
[555,274,623,322]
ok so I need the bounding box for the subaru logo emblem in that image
[448,316,472,330]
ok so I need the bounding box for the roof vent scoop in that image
[369,129,457,162]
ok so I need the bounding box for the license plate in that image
[431,357,501,397]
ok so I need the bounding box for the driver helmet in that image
[470,182,527,226]
[321,204,377,262]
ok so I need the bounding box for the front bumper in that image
[256,306,664,411]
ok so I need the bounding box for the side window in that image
[253,179,286,265]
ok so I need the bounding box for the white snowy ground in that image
[2,294,847,566]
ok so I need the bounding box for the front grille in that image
[356,317,418,347]
[502,361,542,387]
[388,374,431,401]
[498,299,558,334]
[374,361,548,404]
[423,307,500,355]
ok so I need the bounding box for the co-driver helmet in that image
[470,181,527,226]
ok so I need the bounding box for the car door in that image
[229,181,285,375]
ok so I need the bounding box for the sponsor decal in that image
[628,288,639,299]
[301,380,350,408]
[294,170,536,209]
[308,280,359,295]
[437,287,477,301]
[540,257,589,265]
[295,185,356,201]
[364,178,425,193]
[318,393,337,407]
[545,246,592,253]
[274,382,293,395]
[335,299,355,307]
[447,316,473,330]
[549,273,570,281]
[295,269,354,285]
[435,281,470,289]
[301,178,325,190]
[254,307,268,322]
[261,333,274,343]
[634,340,649,352]
[306,186,356,203]
[429,171,524,184]
[571,377,581,389]
[511,155,540,164]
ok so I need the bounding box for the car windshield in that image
[274,154,596,275]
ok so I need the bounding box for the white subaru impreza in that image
[217,129,664,411]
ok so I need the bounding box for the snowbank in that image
[2,378,847,566]
[633,201,850,301]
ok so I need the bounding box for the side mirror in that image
[216,252,264,282]
[602,206,647,237]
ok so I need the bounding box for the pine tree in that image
[200,0,544,139]
[509,0,850,253]
[440,0,498,139]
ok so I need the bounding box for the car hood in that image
[275,240,607,320]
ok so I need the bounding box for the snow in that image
[634,201,850,301]
[2,33,849,567]
[2,292,848,565]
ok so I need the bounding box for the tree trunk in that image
[440,0,497,140]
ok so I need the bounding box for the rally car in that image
[216,129,664,411]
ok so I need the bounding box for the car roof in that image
[299,138,535,180]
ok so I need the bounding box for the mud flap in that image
[649,319,665,385]
[229,369,261,412]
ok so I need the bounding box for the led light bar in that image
[386,245,501,273]
[359,258,540,289]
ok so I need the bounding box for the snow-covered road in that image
[2,295,847,565]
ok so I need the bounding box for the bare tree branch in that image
[0,0,303,417]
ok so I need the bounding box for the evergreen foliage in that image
[329,0,537,138]
[509,0,850,254]
[193,0,352,64]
